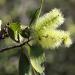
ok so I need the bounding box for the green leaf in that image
[29,8,40,25]
[29,0,44,25]
[26,44,45,74]
[8,23,21,42]
[37,0,44,19]
[20,27,30,38]
[19,50,32,75]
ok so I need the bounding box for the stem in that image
[0,39,31,53]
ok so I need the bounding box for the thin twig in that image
[0,39,31,53]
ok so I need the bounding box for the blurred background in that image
[0,0,75,75]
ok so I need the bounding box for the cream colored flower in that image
[33,8,64,31]
[35,29,72,49]
[31,8,72,49]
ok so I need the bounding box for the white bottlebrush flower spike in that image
[63,35,72,47]
[32,8,72,49]
[0,20,2,31]
[38,29,72,49]
[32,8,64,31]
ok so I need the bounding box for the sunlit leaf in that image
[8,23,21,42]
[26,44,45,74]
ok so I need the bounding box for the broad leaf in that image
[29,8,40,25]
[29,0,44,25]
[8,23,21,42]
[19,50,32,75]
[26,44,45,74]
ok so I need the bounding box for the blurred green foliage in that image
[0,0,75,75]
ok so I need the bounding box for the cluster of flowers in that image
[32,8,72,49]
